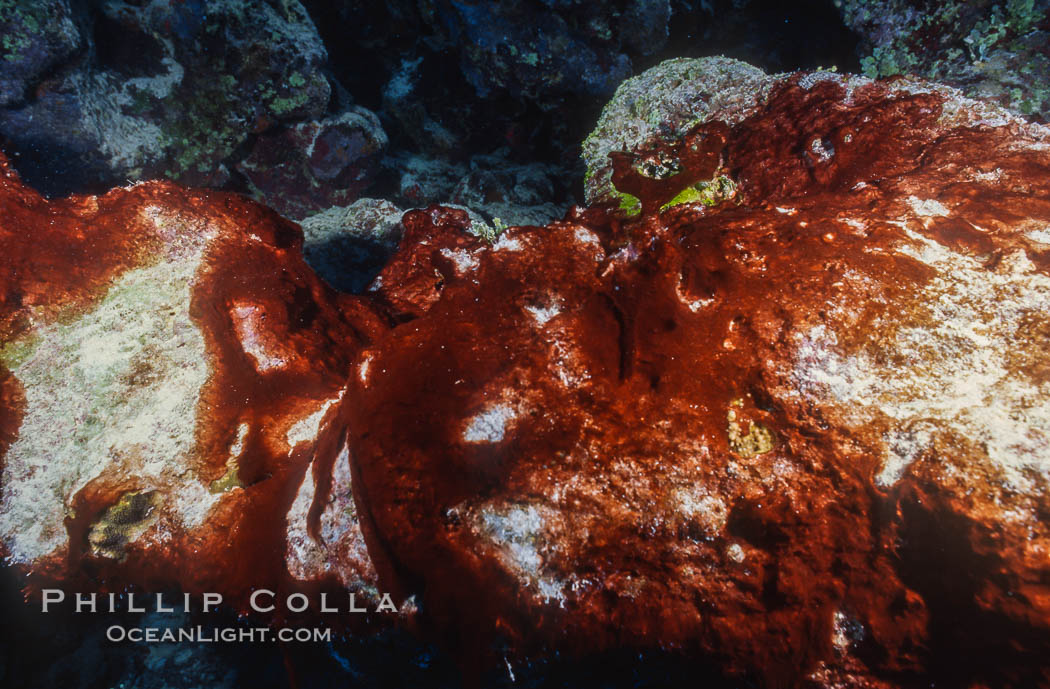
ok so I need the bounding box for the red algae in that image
[344,75,1050,687]
[3,69,1050,689]
[610,122,729,213]
[0,164,388,628]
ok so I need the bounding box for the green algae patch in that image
[616,191,642,218]
[209,461,244,494]
[87,490,159,560]
[470,216,509,243]
[661,175,737,212]
[0,334,40,371]
[727,401,775,459]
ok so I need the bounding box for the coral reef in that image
[4,47,1050,688]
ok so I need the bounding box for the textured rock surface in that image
[347,70,1050,686]
[0,0,865,225]
[389,150,570,228]
[422,0,647,104]
[445,151,568,227]
[0,0,82,107]
[382,55,462,155]
[0,0,333,194]
[0,153,385,614]
[839,0,1050,121]
[299,197,406,293]
[582,57,777,206]
[237,108,389,220]
[4,58,1050,688]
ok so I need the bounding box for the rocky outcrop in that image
[350,69,1050,686]
[0,0,82,107]
[299,197,406,292]
[582,56,777,206]
[3,59,1050,687]
[0,0,340,194]
[236,108,389,220]
[421,0,654,105]
[839,0,1050,121]
[0,153,386,616]
[388,149,570,228]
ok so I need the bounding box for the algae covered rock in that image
[581,56,776,206]
[0,0,82,107]
[348,66,1050,686]
[236,108,389,221]
[299,197,406,292]
[423,0,666,104]
[838,0,1050,121]
[0,153,385,610]
[3,52,1050,688]
[0,0,332,194]
[390,150,570,228]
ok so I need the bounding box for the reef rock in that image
[381,55,462,155]
[446,150,568,228]
[421,0,663,105]
[0,0,331,195]
[839,0,1050,121]
[4,57,1050,688]
[348,69,1050,686]
[236,108,389,220]
[299,197,406,293]
[389,150,569,228]
[582,57,777,206]
[0,0,82,107]
[0,154,385,614]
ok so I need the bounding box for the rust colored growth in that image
[0,162,385,619]
[345,202,893,685]
[0,175,159,344]
[728,78,945,202]
[609,122,729,213]
[346,76,1050,686]
[3,68,1050,687]
[369,205,480,319]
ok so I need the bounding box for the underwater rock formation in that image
[582,56,777,206]
[299,197,406,293]
[0,154,386,616]
[3,59,1050,688]
[387,149,571,228]
[236,108,389,221]
[839,0,1050,121]
[0,0,333,193]
[350,68,1050,686]
[0,0,82,108]
[422,0,654,104]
